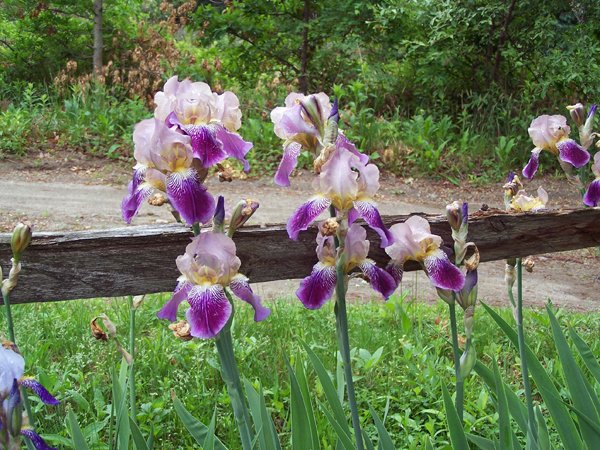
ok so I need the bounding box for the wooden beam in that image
[1,209,599,304]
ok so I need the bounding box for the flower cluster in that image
[503,172,548,212]
[122,76,253,225]
[0,341,59,450]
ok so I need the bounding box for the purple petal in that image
[19,377,59,405]
[353,200,392,247]
[358,261,397,300]
[296,263,337,310]
[286,196,331,240]
[20,428,57,450]
[215,126,253,172]
[386,263,403,285]
[180,121,228,168]
[584,179,600,207]
[6,378,21,414]
[557,139,591,168]
[423,249,465,291]
[461,202,468,226]
[279,103,317,137]
[347,207,359,225]
[230,274,271,322]
[274,142,302,187]
[121,168,151,224]
[157,281,192,321]
[166,169,215,225]
[522,150,540,179]
[336,133,369,165]
[186,285,232,339]
[461,269,478,297]
[507,171,515,182]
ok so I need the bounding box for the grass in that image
[3,291,599,449]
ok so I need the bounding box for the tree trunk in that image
[93,0,103,75]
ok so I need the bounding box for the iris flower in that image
[121,118,215,225]
[287,145,392,246]
[271,92,368,186]
[157,231,270,339]
[0,342,59,450]
[584,152,600,207]
[296,223,397,309]
[155,76,253,172]
[523,115,590,179]
[510,187,548,212]
[385,216,465,291]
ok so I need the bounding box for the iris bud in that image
[213,196,226,233]
[459,343,477,379]
[446,201,462,232]
[567,103,586,127]
[11,223,32,263]
[228,198,259,236]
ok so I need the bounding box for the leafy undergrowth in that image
[3,293,597,449]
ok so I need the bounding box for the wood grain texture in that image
[1,208,599,304]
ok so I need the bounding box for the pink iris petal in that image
[157,281,193,321]
[344,224,370,263]
[556,139,590,168]
[278,103,318,137]
[592,152,600,178]
[522,149,541,180]
[528,115,570,149]
[316,232,336,262]
[230,274,271,322]
[19,377,60,405]
[296,263,337,310]
[423,249,465,291]
[0,345,24,394]
[353,200,392,247]
[287,196,331,240]
[358,260,397,299]
[214,126,253,172]
[132,118,158,166]
[166,169,215,225]
[186,285,232,339]
[20,428,57,450]
[583,179,600,207]
[121,169,152,224]
[319,147,359,201]
[336,133,369,165]
[274,142,302,187]
[214,90,243,131]
[178,232,241,283]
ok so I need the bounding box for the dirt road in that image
[0,153,598,311]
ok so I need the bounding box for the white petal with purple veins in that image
[186,285,232,339]
[358,260,397,299]
[274,142,302,187]
[556,139,590,168]
[166,169,215,225]
[287,196,331,240]
[296,263,337,310]
[423,249,465,291]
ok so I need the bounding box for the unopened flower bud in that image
[169,320,193,341]
[213,196,225,233]
[567,103,586,127]
[446,201,462,231]
[228,199,259,235]
[148,192,168,206]
[522,257,535,273]
[436,287,454,305]
[459,342,477,379]
[8,382,23,437]
[320,218,339,236]
[322,97,339,146]
[11,223,32,263]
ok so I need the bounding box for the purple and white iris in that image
[121,118,215,225]
[523,114,590,179]
[584,152,600,207]
[155,76,253,171]
[510,186,548,212]
[287,144,392,246]
[157,232,270,339]
[296,224,396,310]
[271,92,368,186]
[385,216,465,291]
[0,343,59,450]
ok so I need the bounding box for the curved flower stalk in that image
[157,230,270,339]
[385,216,465,291]
[583,152,600,207]
[0,341,59,450]
[523,114,590,180]
[121,118,215,225]
[271,92,368,186]
[297,222,396,310]
[156,76,253,171]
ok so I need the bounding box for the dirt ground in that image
[0,150,598,311]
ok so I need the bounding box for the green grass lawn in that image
[3,292,598,449]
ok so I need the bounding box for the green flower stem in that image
[215,299,254,450]
[448,301,464,422]
[192,222,201,236]
[128,296,137,424]
[515,258,537,442]
[334,260,364,450]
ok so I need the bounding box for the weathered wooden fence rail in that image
[1,209,599,304]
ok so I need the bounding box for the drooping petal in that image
[583,179,600,207]
[20,428,58,450]
[170,117,227,168]
[556,139,590,168]
[214,126,253,172]
[186,285,232,339]
[336,133,369,165]
[353,200,392,247]
[386,263,403,285]
[166,169,215,225]
[157,281,193,321]
[19,377,59,405]
[423,249,465,291]
[121,169,152,224]
[358,260,397,299]
[286,196,331,240]
[230,274,271,322]
[296,263,337,310]
[274,142,302,187]
[522,149,541,179]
